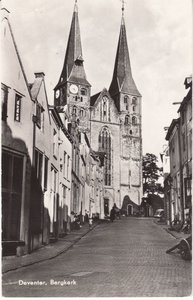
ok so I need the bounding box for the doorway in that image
[127,204,133,216]
[104,198,109,216]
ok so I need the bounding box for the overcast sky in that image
[2,0,192,158]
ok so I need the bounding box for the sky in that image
[2,0,192,158]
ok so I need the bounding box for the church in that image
[54,1,143,216]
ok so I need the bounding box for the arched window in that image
[132,116,137,125]
[98,127,111,186]
[132,97,137,105]
[125,115,129,125]
[80,108,84,117]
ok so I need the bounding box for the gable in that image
[91,89,119,124]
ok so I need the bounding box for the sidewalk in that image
[154,219,191,240]
[2,222,99,274]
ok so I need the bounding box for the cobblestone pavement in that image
[2,217,192,297]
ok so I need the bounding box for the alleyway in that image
[2,217,192,297]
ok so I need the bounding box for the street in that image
[2,217,192,297]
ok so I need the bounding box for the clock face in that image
[70,84,78,94]
[55,89,60,99]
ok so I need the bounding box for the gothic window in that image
[103,99,107,121]
[132,116,137,125]
[132,97,137,105]
[98,127,112,186]
[125,115,129,125]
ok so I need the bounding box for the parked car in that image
[154,209,164,218]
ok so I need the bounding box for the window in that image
[182,133,186,152]
[99,127,111,186]
[53,129,57,157]
[132,97,137,105]
[126,105,128,110]
[81,88,87,96]
[14,94,22,122]
[1,84,9,121]
[133,106,135,112]
[67,156,70,179]
[35,149,43,184]
[184,178,192,208]
[2,150,23,240]
[44,156,48,191]
[125,115,129,125]
[80,108,84,117]
[132,116,137,125]
[63,152,66,178]
[36,103,42,128]
[73,106,77,114]
[124,96,128,103]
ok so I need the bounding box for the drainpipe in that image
[177,122,184,223]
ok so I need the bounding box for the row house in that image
[1,8,34,256]
[165,76,192,225]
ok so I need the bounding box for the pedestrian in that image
[110,207,115,222]
[89,215,93,229]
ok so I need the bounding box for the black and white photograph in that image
[1,0,192,297]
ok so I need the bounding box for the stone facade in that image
[54,3,143,215]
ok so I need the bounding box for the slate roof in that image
[55,3,90,90]
[109,17,141,98]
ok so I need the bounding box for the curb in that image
[2,222,99,274]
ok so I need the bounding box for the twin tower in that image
[54,1,142,214]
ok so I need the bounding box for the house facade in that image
[165,76,192,225]
[1,9,34,255]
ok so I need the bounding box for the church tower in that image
[54,0,91,133]
[108,2,142,210]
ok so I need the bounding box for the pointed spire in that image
[55,0,91,88]
[74,0,78,13]
[109,2,141,101]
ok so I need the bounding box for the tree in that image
[143,153,163,194]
